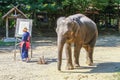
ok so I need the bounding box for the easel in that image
[14,18,33,61]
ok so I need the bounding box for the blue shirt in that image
[22,32,30,42]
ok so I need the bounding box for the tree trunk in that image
[118,18,120,33]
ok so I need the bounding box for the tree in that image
[0,0,120,32]
[61,0,91,15]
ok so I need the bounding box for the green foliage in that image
[61,0,91,15]
[0,0,119,17]
[0,0,119,15]
[91,0,120,10]
[0,0,120,31]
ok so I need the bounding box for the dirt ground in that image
[0,34,120,80]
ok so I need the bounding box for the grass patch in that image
[0,41,15,46]
[116,72,120,80]
[113,70,120,80]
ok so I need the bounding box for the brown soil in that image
[0,34,120,80]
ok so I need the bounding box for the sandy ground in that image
[0,34,120,80]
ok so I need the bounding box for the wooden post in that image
[119,18,120,33]
[14,37,17,61]
[30,37,32,58]
[6,17,9,38]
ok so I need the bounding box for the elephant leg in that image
[84,36,96,66]
[74,43,81,68]
[83,45,94,66]
[65,43,74,70]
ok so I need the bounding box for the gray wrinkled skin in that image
[56,14,98,71]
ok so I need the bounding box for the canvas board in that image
[15,18,32,37]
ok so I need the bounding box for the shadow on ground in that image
[96,35,120,47]
[86,62,120,73]
[62,62,120,73]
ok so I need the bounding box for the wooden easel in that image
[14,18,33,61]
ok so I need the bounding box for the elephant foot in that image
[74,64,80,68]
[66,64,74,70]
[58,68,61,71]
[86,61,93,66]
[87,63,93,66]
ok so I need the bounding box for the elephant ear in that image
[72,21,81,37]
[65,18,75,33]
[67,21,74,31]
[73,19,86,41]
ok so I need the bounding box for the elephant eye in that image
[67,36,71,39]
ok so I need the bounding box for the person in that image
[20,27,30,62]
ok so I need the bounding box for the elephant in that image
[56,14,98,71]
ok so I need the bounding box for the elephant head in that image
[56,17,80,71]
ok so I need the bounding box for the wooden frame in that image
[2,6,27,38]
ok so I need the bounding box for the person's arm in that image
[22,33,26,42]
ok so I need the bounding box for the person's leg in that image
[21,44,26,61]
[21,47,25,61]
[25,49,29,62]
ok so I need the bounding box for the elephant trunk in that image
[57,37,65,71]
